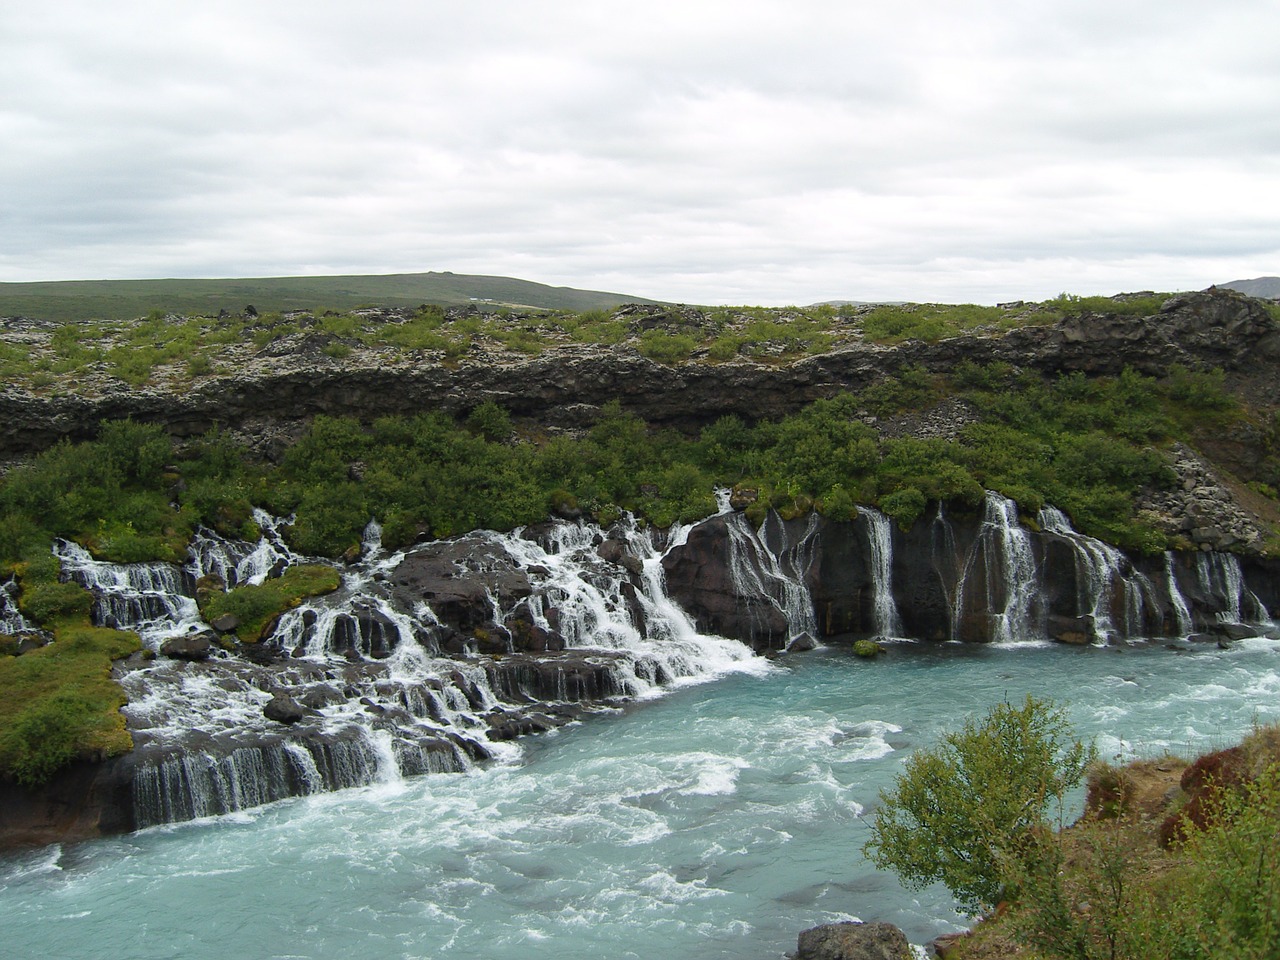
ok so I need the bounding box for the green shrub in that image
[198,564,341,642]
[466,400,513,442]
[19,580,92,625]
[637,329,698,364]
[864,696,1095,913]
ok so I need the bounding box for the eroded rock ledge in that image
[2,288,1277,458]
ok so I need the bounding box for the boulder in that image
[389,539,531,633]
[1208,622,1259,642]
[209,613,240,634]
[597,538,645,576]
[159,632,214,661]
[1047,614,1095,645]
[786,632,819,653]
[793,921,913,960]
[263,692,306,725]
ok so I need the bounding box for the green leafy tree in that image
[863,696,1095,913]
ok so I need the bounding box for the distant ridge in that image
[1222,276,1280,299]
[0,271,662,322]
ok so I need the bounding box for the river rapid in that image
[3,635,1279,959]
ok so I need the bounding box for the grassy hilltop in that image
[0,271,660,322]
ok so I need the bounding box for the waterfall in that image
[1195,552,1268,624]
[188,510,296,586]
[1164,553,1193,636]
[953,493,1043,643]
[53,540,202,647]
[502,517,758,689]
[59,511,761,830]
[1038,506,1158,643]
[722,510,820,643]
[1,576,38,636]
[864,508,903,637]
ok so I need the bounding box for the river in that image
[3,635,1278,959]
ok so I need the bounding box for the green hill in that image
[0,272,660,322]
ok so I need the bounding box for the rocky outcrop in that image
[790,921,913,960]
[0,758,135,850]
[664,501,1280,650]
[2,289,1277,457]
[659,515,791,646]
[1138,443,1270,553]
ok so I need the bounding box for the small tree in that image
[863,695,1094,914]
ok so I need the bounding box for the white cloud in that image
[2,0,1278,303]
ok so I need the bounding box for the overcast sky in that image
[3,1,1278,304]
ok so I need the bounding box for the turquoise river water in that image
[3,636,1279,959]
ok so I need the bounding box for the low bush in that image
[0,623,139,785]
[197,564,341,642]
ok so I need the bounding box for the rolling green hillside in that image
[0,272,660,322]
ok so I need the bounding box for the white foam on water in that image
[686,756,750,796]
[0,844,64,883]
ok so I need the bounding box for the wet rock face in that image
[662,502,1280,647]
[660,515,790,648]
[0,758,135,851]
[388,538,535,650]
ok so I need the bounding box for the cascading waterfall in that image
[54,539,202,646]
[952,493,1043,643]
[188,510,296,587]
[60,511,763,830]
[1038,506,1158,642]
[1195,552,1268,624]
[2,576,31,635]
[722,510,820,643]
[36,495,1275,831]
[501,517,758,692]
[864,508,903,637]
[1164,553,1194,636]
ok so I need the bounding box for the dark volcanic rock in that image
[389,539,532,635]
[263,692,306,724]
[792,921,913,960]
[159,632,215,661]
[661,515,789,648]
[0,758,135,852]
[4,288,1275,456]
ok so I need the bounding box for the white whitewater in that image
[53,539,202,647]
[1038,506,1159,643]
[723,509,821,642]
[55,511,764,828]
[188,509,297,587]
[864,508,903,637]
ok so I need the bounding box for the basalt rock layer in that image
[2,288,1278,456]
[662,496,1280,649]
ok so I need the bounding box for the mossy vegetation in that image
[0,291,1187,389]
[0,617,139,786]
[197,565,341,642]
